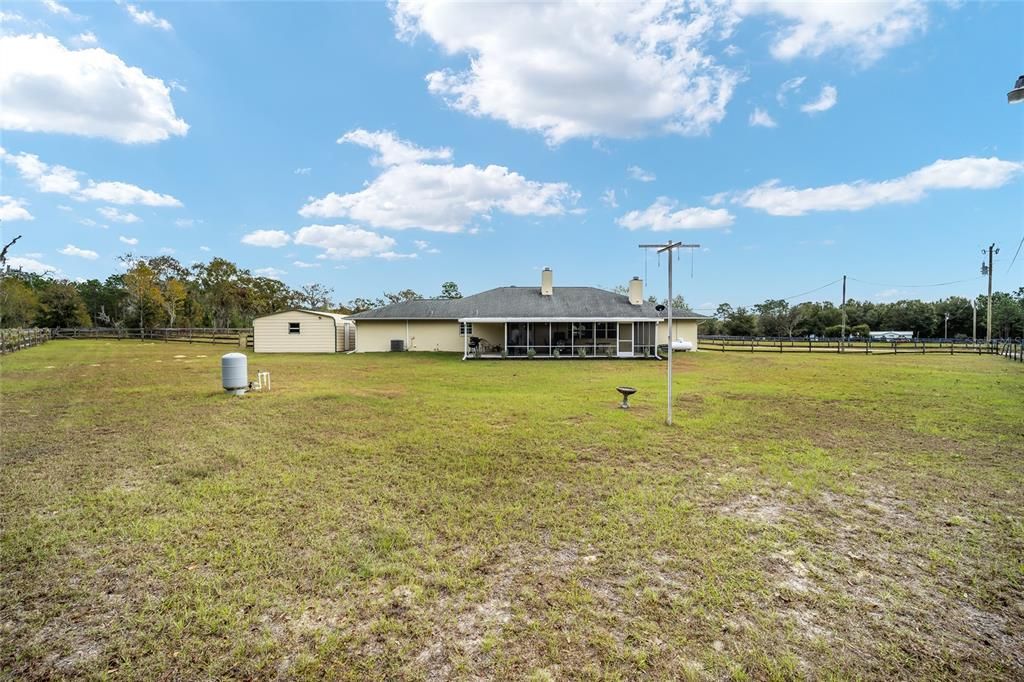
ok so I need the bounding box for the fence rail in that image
[54,327,253,348]
[698,335,1023,361]
[0,328,52,354]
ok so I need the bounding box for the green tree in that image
[439,281,462,299]
[0,275,40,327]
[122,260,165,329]
[36,281,90,327]
[723,306,757,336]
[346,297,384,313]
[299,283,334,310]
[383,289,422,304]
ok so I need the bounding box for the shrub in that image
[553,348,561,358]
[851,324,870,338]
[577,347,587,358]
[527,348,536,359]
[824,324,845,338]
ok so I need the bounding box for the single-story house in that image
[349,268,707,358]
[253,309,355,353]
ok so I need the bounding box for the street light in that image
[1009,74,1024,104]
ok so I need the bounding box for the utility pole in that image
[981,243,999,343]
[944,312,950,340]
[840,274,847,352]
[639,240,700,426]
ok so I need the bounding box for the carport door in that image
[618,323,633,357]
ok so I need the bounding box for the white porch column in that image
[504,323,508,356]
[463,321,468,360]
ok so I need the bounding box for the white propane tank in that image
[221,352,248,395]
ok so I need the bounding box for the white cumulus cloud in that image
[78,181,181,206]
[120,2,173,31]
[300,159,576,233]
[393,1,740,144]
[738,1,929,65]
[0,34,188,143]
[0,195,33,221]
[241,229,292,248]
[254,267,287,278]
[736,157,1024,216]
[293,224,398,259]
[98,206,140,223]
[749,107,777,128]
[801,85,837,113]
[628,165,656,182]
[601,189,619,208]
[71,32,98,46]
[60,244,99,259]
[377,251,418,261]
[40,0,72,17]
[618,197,735,231]
[339,129,452,167]
[119,236,138,245]
[7,256,59,274]
[775,75,805,106]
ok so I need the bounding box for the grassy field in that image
[2,341,1022,680]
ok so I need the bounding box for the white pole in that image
[667,240,673,426]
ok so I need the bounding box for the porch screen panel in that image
[596,322,616,357]
[633,321,657,356]
[573,323,595,355]
[507,322,529,356]
[529,322,551,356]
[551,323,571,354]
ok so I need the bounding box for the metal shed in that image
[253,309,355,353]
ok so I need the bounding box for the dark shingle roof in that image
[349,286,708,320]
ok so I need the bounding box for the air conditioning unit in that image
[390,339,406,352]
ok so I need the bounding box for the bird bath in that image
[616,386,637,409]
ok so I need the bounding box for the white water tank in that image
[221,352,248,395]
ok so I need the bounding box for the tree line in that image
[1,246,1020,338]
[699,295,1024,339]
[0,251,464,329]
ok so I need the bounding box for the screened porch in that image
[462,320,659,359]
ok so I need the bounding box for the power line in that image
[780,278,842,302]
[1006,233,1024,273]
[848,275,985,288]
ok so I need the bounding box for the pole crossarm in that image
[638,240,701,426]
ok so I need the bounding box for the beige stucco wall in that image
[254,311,338,353]
[466,322,504,349]
[355,319,465,353]
[657,319,700,348]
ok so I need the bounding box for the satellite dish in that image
[655,304,666,312]
[1010,74,1024,104]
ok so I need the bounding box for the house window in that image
[289,322,301,334]
[459,322,472,335]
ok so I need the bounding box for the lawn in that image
[1,341,1022,680]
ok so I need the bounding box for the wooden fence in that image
[0,328,52,355]
[698,335,1022,361]
[54,327,254,349]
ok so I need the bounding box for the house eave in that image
[459,317,664,323]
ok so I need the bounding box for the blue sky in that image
[1,1,1022,312]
